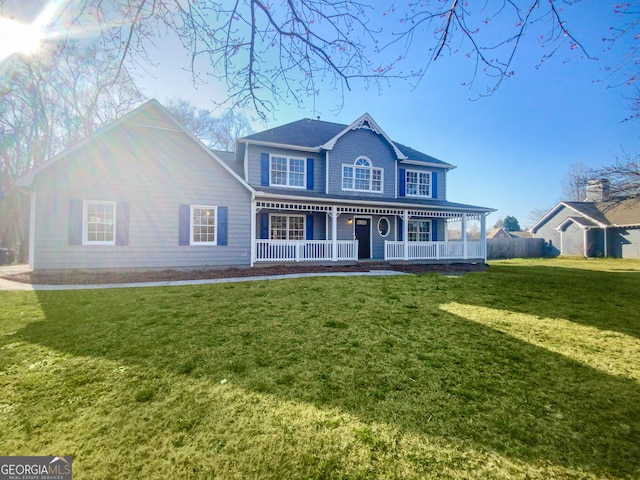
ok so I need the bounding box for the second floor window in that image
[342,157,383,192]
[406,170,431,197]
[271,155,306,188]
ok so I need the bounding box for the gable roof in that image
[486,227,512,239]
[240,114,454,169]
[530,198,640,233]
[15,99,253,193]
[320,113,407,160]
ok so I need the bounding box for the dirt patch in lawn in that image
[1,262,487,285]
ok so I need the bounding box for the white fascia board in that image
[554,217,585,231]
[400,159,456,170]
[254,191,494,213]
[241,139,322,153]
[321,113,408,160]
[529,202,564,233]
[530,201,608,232]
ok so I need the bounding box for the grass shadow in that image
[469,264,640,339]
[9,271,640,478]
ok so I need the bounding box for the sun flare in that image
[0,17,44,60]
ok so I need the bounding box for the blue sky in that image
[5,0,639,228]
[136,1,640,229]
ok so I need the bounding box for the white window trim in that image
[405,169,432,198]
[83,200,116,246]
[342,156,384,193]
[191,205,218,246]
[408,219,432,242]
[269,154,307,189]
[269,214,306,240]
[377,217,391,237]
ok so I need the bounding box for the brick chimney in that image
[584,179,610,202]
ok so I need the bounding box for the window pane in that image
[271,215,287,240]
[271,157,287,185]
[192,207,216,243]
[288,216,305,240]
[85,201,115,244]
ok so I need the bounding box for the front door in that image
[355,218,371,259]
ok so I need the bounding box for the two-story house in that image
[16,100,493,272]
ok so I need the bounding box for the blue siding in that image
[247,145,325,194]
[327,129,397,199]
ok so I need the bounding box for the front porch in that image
[251,198,488,265]
[254,239,484,262]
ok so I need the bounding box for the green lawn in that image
[1,258,639,479]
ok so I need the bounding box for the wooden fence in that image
[487,238,544,259]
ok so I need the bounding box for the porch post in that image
[331,205,338,261]
[462,213,468,259]
[403,210,409,260]
[250,198,257,267]
[480,213,487,262]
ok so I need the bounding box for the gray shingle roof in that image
[240,118,452,167]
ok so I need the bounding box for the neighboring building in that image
[16,100,494,272]
[530,180,640,258]
[487,227,512,239]
[507,231,533,239]
[486,228,532,239]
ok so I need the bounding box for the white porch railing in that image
[385,241,485,261]
[255,240,358,262]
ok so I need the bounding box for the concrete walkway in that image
[0,265,406,291]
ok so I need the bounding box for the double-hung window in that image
[406,170,431,197]
[408,220,431,242]
[270,155,306,188]
[342,157,383,192]
[84,200,116,245]
[270,215,305,240]
[191,205,217,245]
